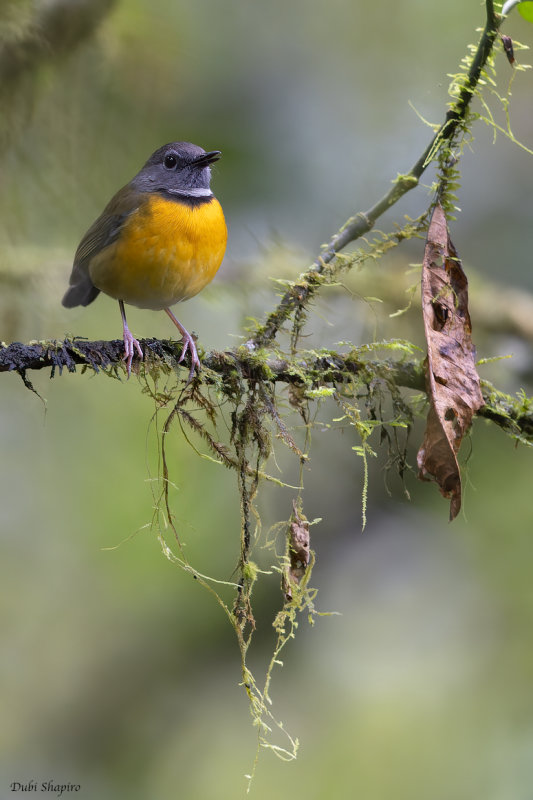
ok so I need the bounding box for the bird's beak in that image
[192,150,221,168]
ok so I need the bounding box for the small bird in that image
[62,142,227,380]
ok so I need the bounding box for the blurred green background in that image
[2,1,533,798]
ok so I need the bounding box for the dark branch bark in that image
[1,338,424,383]
[2,338,532,443]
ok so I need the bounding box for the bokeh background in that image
[2,1,533,798]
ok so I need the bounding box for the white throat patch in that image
[167,187,213,198]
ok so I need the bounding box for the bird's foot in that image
[123,329,143,378]
[178,331,201,385]
[119,299,143,378]
[164,308,201,385]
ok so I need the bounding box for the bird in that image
[62,141,227,380]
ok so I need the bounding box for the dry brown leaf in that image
[417,202,484,520]
[283,500,310,601]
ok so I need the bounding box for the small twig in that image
[251,0,501,349]
[317,0,499,262]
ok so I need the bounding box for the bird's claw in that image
[178,332,201,385]
[122,330,143,378]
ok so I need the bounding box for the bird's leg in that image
[119,300,143,377]
[164,307,200,383]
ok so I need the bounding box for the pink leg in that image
[119,300,143,377]
[164,307,200,383]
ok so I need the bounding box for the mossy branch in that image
[2,338,532,445]
[0,337,424,383]
[250,0,501,349]
[2,0,530,778]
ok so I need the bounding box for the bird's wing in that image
[62,188,141,308]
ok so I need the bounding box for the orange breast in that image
[89,194,227,310]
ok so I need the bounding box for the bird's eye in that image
[164,154,177,169]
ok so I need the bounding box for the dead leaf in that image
[501,34,515,66]
[417,202,484,520]
[283,500,310,601]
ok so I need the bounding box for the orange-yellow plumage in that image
[63,141,226,379]
[89,195,227,310]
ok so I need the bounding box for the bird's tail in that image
[62,279,100,308]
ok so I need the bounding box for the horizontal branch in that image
[0,337,424,383]
[2,338,532,444]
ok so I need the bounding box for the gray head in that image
[132,142,221,197]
